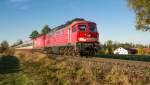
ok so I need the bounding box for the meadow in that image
[0,51,150,85]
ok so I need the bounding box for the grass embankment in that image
[0,51,150,85]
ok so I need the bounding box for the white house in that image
[114,47,128,55]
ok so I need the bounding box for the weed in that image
[5,48,15,56]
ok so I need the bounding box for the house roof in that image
[114,47,128,51]
[143,48,150,53]
[125,48,137,51]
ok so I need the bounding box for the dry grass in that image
[5,50,149,85]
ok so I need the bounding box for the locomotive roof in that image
[51,18,93,32]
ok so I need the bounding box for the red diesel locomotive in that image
[33,19,99,56]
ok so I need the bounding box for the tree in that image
[105,40,114,54]
[12,39,23,47]
[29,30,40,39]
[41,25,51,35]
[137,46,145,55]
[127,0,150,31]
[0,40,9,53]
[16,39,23,45]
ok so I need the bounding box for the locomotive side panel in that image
[45,28,70,47]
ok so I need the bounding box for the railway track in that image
[83,57,150,68]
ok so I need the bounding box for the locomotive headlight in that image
[79,37,86,41]
[87,34,91,37]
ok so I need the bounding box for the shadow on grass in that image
[0,55,20,74]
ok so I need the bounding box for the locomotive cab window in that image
[90,25,96,32]
[79,25,86,31]
[72,28,76,32]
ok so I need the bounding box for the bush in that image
[0,55,20,74]
[98,49,105,54]
[0,40,9,53]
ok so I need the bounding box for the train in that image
[15,40,33,49]
[16,18,99,56]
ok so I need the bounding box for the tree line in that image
[99,40,150,55]
[29,25,51,39]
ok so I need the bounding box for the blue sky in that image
[0,0,150,45]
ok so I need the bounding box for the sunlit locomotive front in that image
[33,19,99,56]
[75,21,99,55]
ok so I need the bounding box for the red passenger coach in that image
[33,35,46,49]
[33,18,99,56]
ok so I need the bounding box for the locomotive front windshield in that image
[79,25,86,31]
[90,24,97,32]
